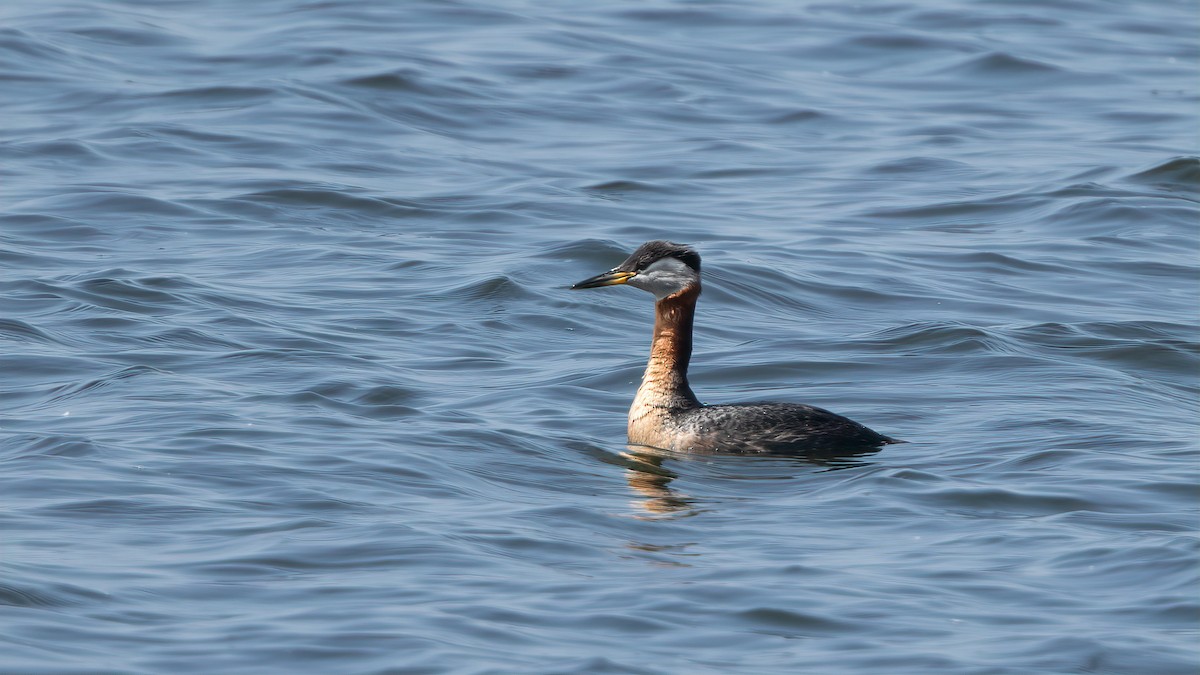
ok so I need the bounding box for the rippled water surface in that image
[2,1,1198,673]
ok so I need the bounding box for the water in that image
[2,1,1197,673]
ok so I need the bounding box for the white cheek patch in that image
[628,257,697,299]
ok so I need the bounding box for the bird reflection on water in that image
[618,444,882,518]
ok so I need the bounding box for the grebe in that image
[571,240,896,453]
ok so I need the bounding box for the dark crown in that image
[617,240,701,273]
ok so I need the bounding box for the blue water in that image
[2,1,1197,673]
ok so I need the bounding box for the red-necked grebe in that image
[571,240,897,453]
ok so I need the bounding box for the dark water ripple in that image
[2,0,1198,674]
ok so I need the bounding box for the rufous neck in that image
[642,284,701,408]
